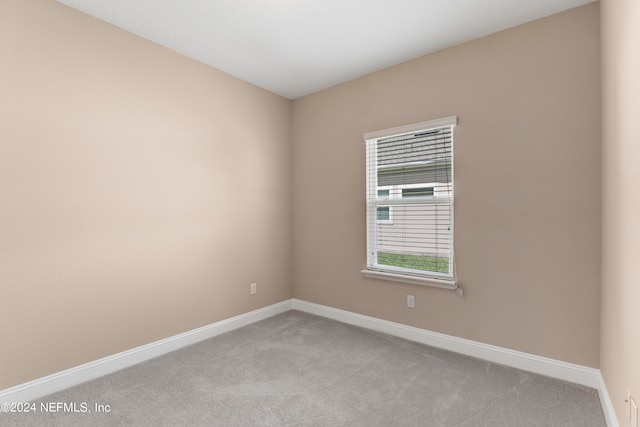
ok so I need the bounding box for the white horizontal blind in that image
[365,118,455,283]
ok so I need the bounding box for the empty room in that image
[1,0,638,426]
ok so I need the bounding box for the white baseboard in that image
[597,371,621,427]
[0,297,619,427]
[0,300,293,404]
[291,299,619,427]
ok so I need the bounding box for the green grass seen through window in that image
[378,252,449,273]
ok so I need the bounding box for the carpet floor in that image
[2,311,606,426]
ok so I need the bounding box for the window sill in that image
[361,269,462,295]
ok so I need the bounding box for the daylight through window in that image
[363,116,459,290]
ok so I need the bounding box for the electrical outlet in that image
[250,283,257,295]
[407,295,415,308]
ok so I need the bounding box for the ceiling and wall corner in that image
[291,3,601,369]
[0,0,292,390]
[56,0,596,99]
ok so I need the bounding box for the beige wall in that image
[0,0,292,389]
[292,3,601,367]
[601,0,640,423]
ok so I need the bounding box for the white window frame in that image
[362,116,462,295]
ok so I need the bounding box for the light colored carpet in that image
[2,311,606,426]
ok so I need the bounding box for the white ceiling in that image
[56,0,595,99]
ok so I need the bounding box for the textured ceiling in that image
[56,0,595,99]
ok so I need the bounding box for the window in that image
[376,189,392,223]
[362,116,461,293]
[402,187,434,198]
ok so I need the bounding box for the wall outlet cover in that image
[407,295,415,308]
